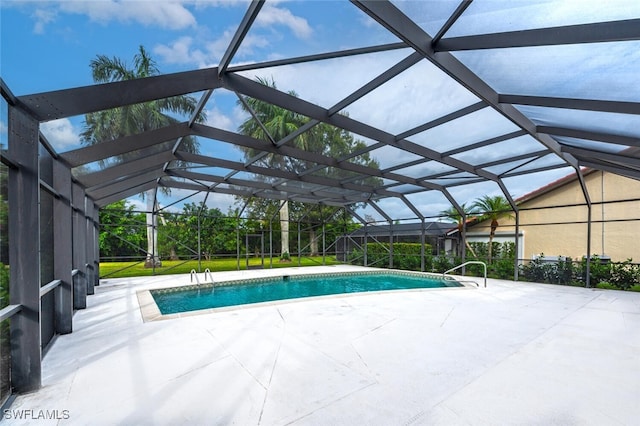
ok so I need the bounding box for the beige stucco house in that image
[463,169,640,263]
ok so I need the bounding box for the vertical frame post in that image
[93,206,100,287]
[8,106,41,392]
[53,160,73,334]
[85,200,95,295]
[72,183,87,309]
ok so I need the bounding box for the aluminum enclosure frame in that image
[2,0,640,396]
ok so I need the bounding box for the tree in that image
[98,200,147,259]
[471,195,513,263]
[236,77,307,257]
[159,202,240,260]
[81,46,205,267]
[236,77,380,258]
[440,203,477,258]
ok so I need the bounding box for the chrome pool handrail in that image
[204,268,213,284]
[190,269,201,286]
[443,261,487,288]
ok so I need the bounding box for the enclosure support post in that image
[197,213,202,272]
[8,104,42,392]
[297,221,302,267]
[586,204,592,287]
[72,183,87,310]
[236,220,240,271]
[364,223,368,267]
[420,218,426,272]
[85,200,95,295]
[514,210,520,281]
[269,219,273,269]
[389,220,393,269]
[93,206,100,287]
[461,213,467,275]
[322,221,326,266]
[575,167,592,287]
[53,159,73,334]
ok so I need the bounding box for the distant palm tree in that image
[237,77,310,257]
[81,45,205,267]
[471,195,513,263]
[441,203,477,258]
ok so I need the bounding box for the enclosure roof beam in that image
[440,130,528,157]
[560,146,640,169]
[399,195,424,220]
[396,101,485,140]
[222,73,500,184]
[343,206,366,225]
[368,201,393,223]
[351,0,577,170]
[95,180,157,207]
[190,123,446,192]
[499,94,640,115]
[61,122,191,168]
[431,0,473,47]
[578,160,640,181]
[17,68,223,122]
[538,126,640,148]
[328,51,423,116]
[86,168,165,200]
[218,0,264,76]
[228,42,407,73]
[75,150,176,189]
[169,169,375,203]
[173,151,402,199]
[435,18,640,52]
[162,177,348,207]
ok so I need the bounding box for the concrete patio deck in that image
[5,265,640,425]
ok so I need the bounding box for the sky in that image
[2,0,637,221]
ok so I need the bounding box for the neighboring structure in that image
[337,222,455,261]
[462,169,640,263]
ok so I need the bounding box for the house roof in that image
[350,222,455,237]
[516,147,640,204]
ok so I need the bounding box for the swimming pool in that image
[149,271,462,315]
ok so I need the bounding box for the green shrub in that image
[629,284,640,292]
[609,259,639,290]
[431,254,456,273]
[0,263,8,309]
[596,282,619,290]
[349,242,431,271]
[520,255,575,285]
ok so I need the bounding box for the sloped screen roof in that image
[6,0,640,219]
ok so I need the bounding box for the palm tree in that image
[471,195,513,263]
[237,77,310,258]
[81,46,205,267]
[440,203,477,258]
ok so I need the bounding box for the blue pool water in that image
[151,272,462,314]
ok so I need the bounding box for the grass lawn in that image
[99,256,343,278]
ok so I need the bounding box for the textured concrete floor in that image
[6,266,640,425]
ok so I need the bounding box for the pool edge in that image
[137,269,476,322]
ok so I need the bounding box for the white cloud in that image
[40,118,81,151]
[155,28,269,68]
[26,0,197,33]
[154,36,206,66]
[60,1,196,29]
[205,106,236,132]
[32,8,57,34]
[255,4,312,39]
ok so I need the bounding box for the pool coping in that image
[136,269,477,322]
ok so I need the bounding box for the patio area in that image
[6,265,640,425]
